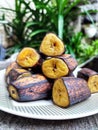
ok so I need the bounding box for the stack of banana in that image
[6,33,97,108]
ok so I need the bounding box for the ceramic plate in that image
[0,69,98,120]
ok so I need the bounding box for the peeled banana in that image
[5,61,21,77]
[52,77,91,107]
[8,74,52,101]
[77,68,98,93]
[42,54,78,79]
[6,68,32,84]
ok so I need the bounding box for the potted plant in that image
[0,0,98,70]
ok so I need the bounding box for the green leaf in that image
[25,21,40,28]
[64,0,81,16]
[56,0,68,14]
[0,7,15,12]
[83,9,95,25]
[58,15,64,39]
[29,30,48,37]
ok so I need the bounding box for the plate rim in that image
[0,69,98,120]
[0,99,98,120]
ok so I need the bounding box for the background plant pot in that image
[79,55,98,72]
[83,24,97,38]
[0,53,18,70]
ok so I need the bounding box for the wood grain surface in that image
[0,111,98,130]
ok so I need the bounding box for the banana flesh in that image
[42,58,69,79]
[17,47,40,68]
[40,33,65,56]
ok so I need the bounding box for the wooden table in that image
[0,110,98,130]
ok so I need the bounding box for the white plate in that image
[0,69,98,120]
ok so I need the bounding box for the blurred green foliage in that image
[68,32,98,64]
[1,0,98,64]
